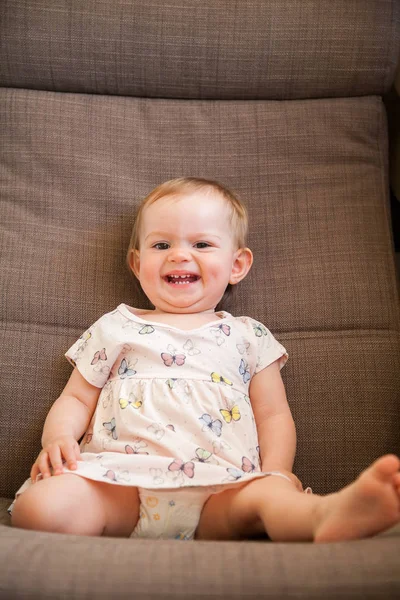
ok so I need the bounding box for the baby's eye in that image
[153,242,170,250]
[194,242,211,249]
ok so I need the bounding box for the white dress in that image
[60,304,288,490]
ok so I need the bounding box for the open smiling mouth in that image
[163,274,200,285]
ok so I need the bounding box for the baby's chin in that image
[150,299,219,315]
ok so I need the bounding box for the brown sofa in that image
[1,1,399,598]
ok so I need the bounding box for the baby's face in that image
[131,191,249,314]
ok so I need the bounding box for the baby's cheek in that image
[206,266,225,284]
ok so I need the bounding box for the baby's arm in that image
[30,368,101,482]
[249,360,298,485]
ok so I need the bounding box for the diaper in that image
[131,487,212,541]
[129,472,309,541]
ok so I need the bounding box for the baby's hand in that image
[30,436,81,483]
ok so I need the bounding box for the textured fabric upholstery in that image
[1,1,399,598]
[1,0,398,99]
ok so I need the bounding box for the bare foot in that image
[314,455,400,543]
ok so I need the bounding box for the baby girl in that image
[11,177,400,541]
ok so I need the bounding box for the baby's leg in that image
[196,455,400,542]
[11,474,140,537]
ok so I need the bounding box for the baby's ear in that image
[229,247,253,285]
[129,249,141,279]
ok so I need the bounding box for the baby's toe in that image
[371,455,400,480]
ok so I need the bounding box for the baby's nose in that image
[168,246,191,262]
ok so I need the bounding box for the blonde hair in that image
[127,177,248,257]
[126,177,249,309]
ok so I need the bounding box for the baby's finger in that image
[74,443,82,462]
[288,473,303,492]
[295,478,303,492]
[36,451,52,480]
[48,445,64,475]
[62,444,79,471]
[30,461,40,482]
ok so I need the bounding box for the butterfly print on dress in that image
[161,344,186,367]
[199,413,223,437]
[210,323,231,346]
[91,348,107,365]
[168,459,195,479]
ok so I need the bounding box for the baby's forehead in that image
[141,191,236,238]
[144,190,232,218]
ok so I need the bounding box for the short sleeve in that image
[65,312,123,388]
[250,319,288,374]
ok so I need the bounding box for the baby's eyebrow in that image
[191,232,223,241]
[144,231,168,241]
